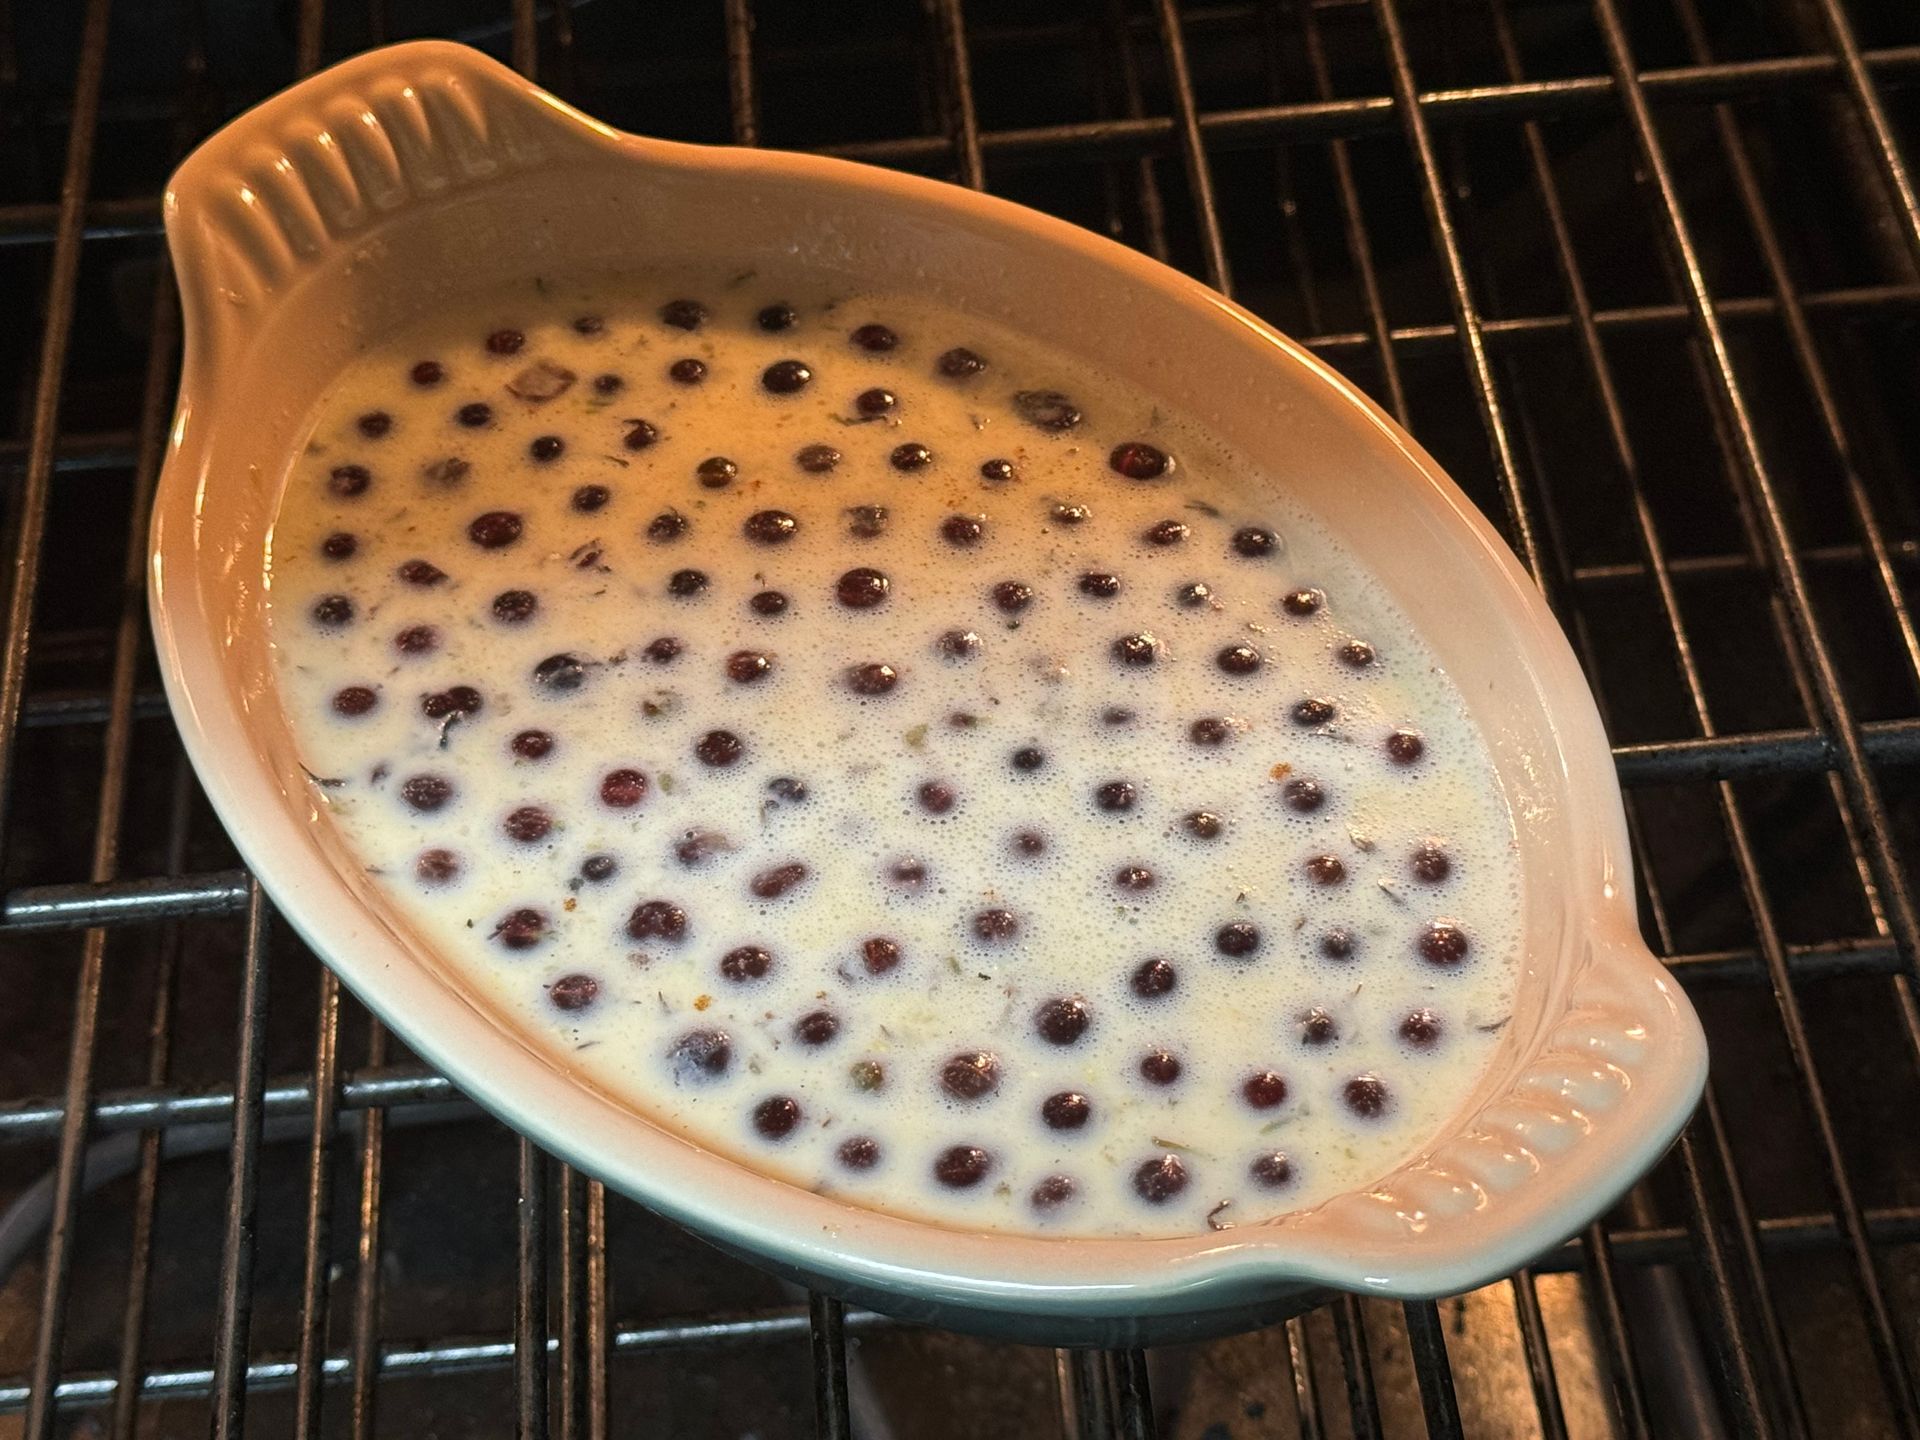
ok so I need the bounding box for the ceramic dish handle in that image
[163,41,609,369]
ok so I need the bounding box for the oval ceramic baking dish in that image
[150,40,1707,1346]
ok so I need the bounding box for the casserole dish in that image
[151,40,1707,1345]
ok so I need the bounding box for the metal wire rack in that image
[0,0,1917,1435]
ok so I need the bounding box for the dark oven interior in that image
[2,0,1919,1436]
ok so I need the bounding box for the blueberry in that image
[623,419,660,450]
[937,629,980,660]
[838,1136,881,1169]
[847,662,899,695]
[720,945,773,981]
[1042,1092,1091,1129]
[533,653,586,692]
[1216,921,1260,957]
[1321,929,1356,960]
[1419,923,1469,966]
[1133,1155,1188,1203]
[668,358,707,385]
[980,458,1017,482]
[1300,1008,1339,1046]
[393,625,440,657]
[332,685,378,717]
[600,769,648,808]
[1250,1152,1294,1188]
[1050,502,1091,526]
[941,514,984,547]
[797,443,841,472]
[1344,1075,1390,1118]
[310,595,354,628]
[1387,729,1425,764]
[1283,588,1323,616]
[726,651,773,684]
[697,456,738,489]
[861,937,901,975]
[1078,572,1119,598]
[1143,519,1188,546]
[647,510,688,542]
[1411,844,1451,883]
[940,1051,1000,1100]
[321,532,357,561]
[511,729,554,760]
[659,299,707,330]
[1010,747,1044,772]
[398,558,446,587]
[626,900,688,942]
[1095,780,1136,812]
[329,464,371,498]
[1217,644,1261,675]
[933,1145,993,1187]
[848,505,889,538]
[1011,389,1080,431]
[890,442,933,471]
[1012,830,1047,857]
[1110,442,1172,479]
[793,1010,839,1046]
[1139,1049,1181,1085]
[493,589,538,624]
[991,580,1032,613]
[667,569,709,598]
[485,328,524,355]
[411,360,445,386]
[529,434,564,462]
[1292,698,1336,726]
[1190,717,1232,747]
[753,1095,803,1139]
[669,1028,732,1081]
[1131,958,1177,998]
[502,806,552,844]
[1031,1175,1077,1210]
[468,511,523,549]
[1114,864,1155,892]
[1035,998,1089,1044]
[1283,778,1324,812]
[973,909,1019,942]
[850,323,897,352]
[493,908,547,949]
[415,848,459,884]
[549,974,599,1012]
[1400,1009,1442,1047]
[758,303,798,332]
[572,484,611,513]
[750,590,789,616]
[696,730,744,766]
[762,359,814,394]
[1233,527,1278,557]
[1305,855,1346,886]
[357,410,392,439]
[1242,1071,1288,1109]
[580,853,618,882]
[1113,633,1159,666]
[743,510,798,544]
[749,862,808,899]
[456,402,493,428]
[1183,810,1222,839]
[937,347,987,378]
[643,636,683,664]
[1340,640,1377,669]
[594,372,624,396]
[917,781,956,815]
[573,314,605,335]
[837,568,889,609]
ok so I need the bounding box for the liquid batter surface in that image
[267,275,1521,1238]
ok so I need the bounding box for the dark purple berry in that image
[660,299,707,330]
[797,443,841,472]
[1144,518,1188,546]
[1387,729,1425,763]
[1134,1155,1188,1203]
[794,1010,839,1046]
[1183,810,1223,839]
[332,685,377,717]
[696,456,737,489]
[750,591,788,616]
[1419,923,1469,966]
[1305,855,1346,886]
[1300,1008,1338,1045]
[667,569,709,597]
[511,729,554,760]
[937,347,987,378]
[941,514,984,547]
[1131,959,1177,998]
[1321,929,1356,960]
[1032,1175,1077,1210]
[643,636,683,664]
[762,359,812,394]
[468,511,523,548]
[485,328,524,355]
[393,625,440,656]
[992,580,1032,613]
[1012,830,1046,857]
[647,511,688,543]
[627,900,688,942]
[917,781,956,815]
[529,434,564,462]
[668,358,707,384]
[1340,641,1377,669]
[1217,645,1261,675]
[973,909,1018,942]
[572,484,611,513]
[696,730,744,766]
[941,1051,1000,1100]
[592,375,623,398]
[848,505,888,538]
[1042,1091,1091,1129]
[1011,389,1080,431]
[322,532,358,560]
[861,937,901,975]
[720,945,773,981]
[1344,1075,1390,1118]
[502,806,552,844]
[750,862,809,899]
[888,858,928,890]
[550,974,599,1012]
[1400,1009,1442,1047]
[623,419,660,450]
[837,568,889,609]
[357,410,392,439]
[669,1028,732,1081]
[399,558,446,587]
[980,458,1017,482]
[485,591,534,627]
[1050,502,1091,526]
[1114,864,1155,892]
[533,653,586,692]
[1216,921,1260,958]
[1251,1152,1294,1187]
[1283,588,1323,616]
[456,402,493,428]
[850,323,898,352]
[601,769,648,808]
[847,662,899,695]
[937,629,980,660]
[573,314,605,335]
[1293,698,1336,726]
[933,1145,993,1187]
[758,303,797,332]
[1283,778,1324,812]
[1190,717,1232,747]
[580,853,617,882]
[890,443,932,471]
[1139,1049,1181,1085]
[411,360,444,386]
[1111,441,1172,479]
[416,849,459,884]
[1176,582,1213,608]
[1095,780,1136,812]
[767,776,809,804]
[1035,998,1089,1044]
[1010,747,1044,772]
[494,908,547,949]
[1233,526,1278,557]
[1411,845,1451,883]
[838,1137,881,1169]
[1079,572,1119,598]
[421,686,482,719]
[726,650,773,684]
[311,594,354,627]
[743,510,798,544]
[753,1095,802,1139]
[1243,1071,1288,1109]
[1113,633,1159,666]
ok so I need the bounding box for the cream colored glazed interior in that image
[153,40,1706,1331]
